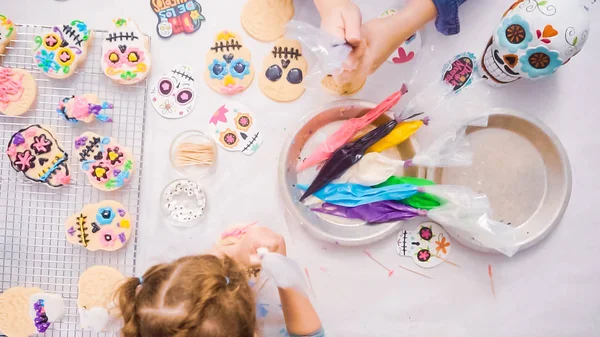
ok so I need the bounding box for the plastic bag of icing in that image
[285,20,352,88]
[257,248,310,298]
[421,185,519,257]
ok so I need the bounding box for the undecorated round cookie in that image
[65,200,133,251]
[0,67,37,116]
[78,265,125,332]
[241,0,294,42]
[259,39,308,102]
[321,74,366,96]
[0,287,42,337]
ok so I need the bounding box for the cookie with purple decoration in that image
[57,94,113,123]
[65,200,132,251]
[0,287,65,337]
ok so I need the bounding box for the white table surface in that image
[5,0,600,336]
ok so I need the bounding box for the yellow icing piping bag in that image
[366,117,430,153]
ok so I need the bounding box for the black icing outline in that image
[271,46,302,60]
[105,31,140,42]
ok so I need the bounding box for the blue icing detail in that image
[39,156,68,182]
[497,15,533,53]
[229,58,250,79]
[99,137,111,152]
[81,159,95,171]
[256,303,269,318]
[208,59,228,79]
[56,107,78,123]
[96,207,115,225]
[519,46,562,78]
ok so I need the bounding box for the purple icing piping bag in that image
[312,200,426,224]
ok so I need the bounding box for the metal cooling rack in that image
[0,24,148,336]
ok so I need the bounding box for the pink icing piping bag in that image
[297,84,408,172]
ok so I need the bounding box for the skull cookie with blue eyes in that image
[259,39,307,102]
[204,31,254,95]
[150,65,196,119]
[208,103,263,155]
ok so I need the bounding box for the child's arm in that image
[279,287,323,336]
[314,0,362,46]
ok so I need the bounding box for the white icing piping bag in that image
[256,248,310,297]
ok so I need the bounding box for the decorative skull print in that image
[0,14,15,54]
[57,94,113,123]
[204,31,254,95]
[32,20,92,79]
[150,0,205,39]
[380,9,423,65]
[480,0,590,86]
[6,125,71,188]
[208,103,263,155]
[74,132,135,191]
[101,18,151,84]
[396,222,451,269]
[150,65,196,119]
[259,39,308,102]
[65,200,132,252]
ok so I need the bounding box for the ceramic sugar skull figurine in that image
[396,222,451,268]
[0,14,16,54]
[150,65,196,119]
[480,0,591,86]
[32,20,92,79]
[101,18,151,84]
[6,125,71,188]
[259,39,308,102]
[208,103,263,155]
[204,31,254,95]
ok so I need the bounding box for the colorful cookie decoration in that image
[65,200,133,251]
[78,266,124,332]
[6,125,70,188]
[150,0,205,39]
[208,103,263,155]
[396,222,451,269]
[240,0,294,42]
[102,18,151,84]
[441,52,478,93]
[74,132,135,191]
[0,14,16,54]
[259,39,307,102]
[150,65,196,119]
[162,179,206,226]
[0,66,37,116]
[204,31,254,95]
[381,9,423,65]
[57,94,113,123]
[0,287,65,337]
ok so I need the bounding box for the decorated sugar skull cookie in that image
[259,39,307,102]
[6,125,70,188]
[208,103,263,155]
[65,200,132,252]
[479,0,590,86]
[150,0,205,39]
[381,9,423,65]
[74,132,135,191]
[78,266,124,332]
[0,14,16,54]
[150,65,196,118]
[0,287,66,337]
[396,222,451,268]
[204,31,254,95]
[32,20,92,79]
[102,18,151,84]
[0,67,37,116]
[57,94,113,123]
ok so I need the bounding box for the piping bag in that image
[297,85,408,172]
[312,200,426,223]
[256,248,310,297]
[376,176,442,210]
[299,119,398,201]
[366,118,429,153]
[298,183,420,207]
[336,126,473,186]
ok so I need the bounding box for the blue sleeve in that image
[289,328,325,337]
[431,0,468,35]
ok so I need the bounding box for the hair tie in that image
[225,276,230,285]
[138,276,144,285]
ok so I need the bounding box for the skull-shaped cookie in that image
[0,287,66,337]
[150,65,196,119]
[381,9,423,65]
[480,0,589,86]
[32,20,92,79]
[0,66,37,116]
[259,39,307,102]
[6,125,71,188]
[74,132,135,191]
[396,222,451,268]
[65,200,132,252]
[0,14,16,54]
[77,266,124,332]
[204,31,254,95]
[57,94,113,123]
[101,18,151,84]
[208,103,263,155]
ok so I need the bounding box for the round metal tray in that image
[426,108,572,253]
[278,99,424,246]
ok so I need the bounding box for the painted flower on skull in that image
[497,14,533,53]
[98,227,117,248]
[91,163,110,182]
[30,134,53,155]
[419,226,433,241]
[96,207,115,225]
[417,249,431,262]
[106,147,124,166]
[14,150,36,172]
[520,45,562,78]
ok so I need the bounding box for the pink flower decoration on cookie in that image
[6,145,16,158]
[23,128,37,138]
[55,171,71,185]
[98,227,117,248]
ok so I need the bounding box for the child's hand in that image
[316,0,362,46]
[216,226,287,267]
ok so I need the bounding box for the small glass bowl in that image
[169,130,216,178]
[160,179,206,228]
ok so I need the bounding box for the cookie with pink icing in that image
[0,66,37,116]
[57,94,113,123]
